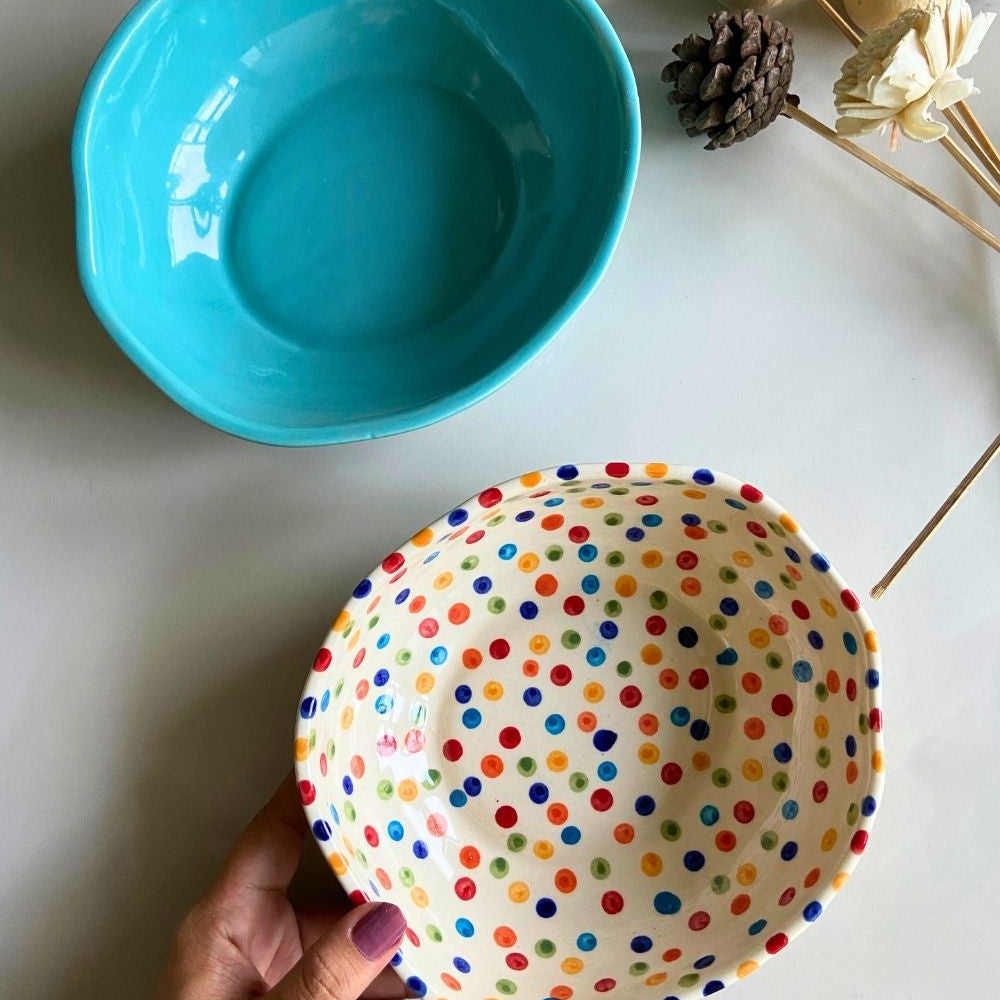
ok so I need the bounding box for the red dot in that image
[418,617,439,638]
[298,780,316,805]
[746,521,767,538]
[382,552,405,573]
[490,638,511,660]
[841,588,861,612]
[564,595,585,616]
[408,595,426,614]
[684,525,708,540]
[590,789,614,812]
[619,685,643,708]
[768,615,789,636]
[454,876,477,900]
[594,979,617,993]
[353,648,366,669]
[661,762,683,785]
[479,487,503,508]
[804,867,821,889]
[442,739,464,761]
[765,933,789,955]
[771,694,794,717]
[689,668,710,690]
[663,948,682,963]
[364,825,379,847]
[495,805,518,829]
[715,830,737,852]
[636,494,658,506]
[550,664,573,687]
[812,780,828,803]
[605,463,630,478]
[688,911,711,931]
[851,830,869,855]
[506,953,528,971]
[645,615,666,636]
[465,529,485,545]
[348,889,368,905]
[869,708,883,732]
[313,649,332,672]
[568,525,590,543]
[499,727,522,749]
[791,600,810,620]
[601,890,624,914]
[404,927,420,947]
[730,893,751,915]
[355,679,369,700]
[846,678,858,702]
[733,800,755,824]
[676,550,698,570]
[740,484,764,503]
[778,886,796,906]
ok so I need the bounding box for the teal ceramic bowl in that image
[73,0,640,445]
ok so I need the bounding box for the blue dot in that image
[642,514,663,527]
[774,742,793,763]
[678,626,699,648]
[342,776,354,795]
[523,687,543,707]
[693,469,715,485]
[300,697,317,720]
[454,957,471,974]
[683,850,705,872]
[456,917,474,937]
[780,841,798,861]
[582,574,601,594]
[463,776,482,796]
[561,825,582,845]
[376,633,391,649]
[599,620,618,639]
[861,795,877,816]
[394,588,410,605]
[807,631,824,650]
[374,694,393,714]
[700,805,719,826]
[597,761,618,781]
[529,782,549,804]
[462,708,482,729]
[472,576,492,594]
[587,647,606,666]
[725,497,748,510]
[455,684,472,704]
[631,935,653,953]
[515,510,535,522]
[519,600,539,620]
[543,497,564,507]
[845,735,857,757]
[792,660,813,682]
[803,901,823,921]
[557,465,579,480]
[449,790,468,807]
[635,795,656,816]
[748,918,767,935]
[422,552,439,565]
[352,579,372,599]
[536,897,557,918]
[579,544,598,562]
[844,632,859,655]
[703,981,725,995]
[654,891,682,915]
[312,819,331,841]
[498,543,517,560]
[754,580,774,599]
[719,597,739,616]
[406,976,427,997]
[373,669,390,687]
[866,668,880,689]
[693,954,716,970]
[545,714,565,735]
[329,804,340,825]
[319,690,331,712]
[784,546,801,563]
[626,527,645,541]
[413,839,429,859]
[716,647,738,666]
[593,729,618,752]
[448,508,469,526]
[690,719,710,741]
[670,706,691,727]
[810,552,831,572]
[430,646,448,665]
[387,820,404,841]
[577,932,597,951]
[681,514,701,526]
[390,952,402,967]
[782,800,799,820]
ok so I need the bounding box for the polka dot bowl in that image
[294,464,884,1000]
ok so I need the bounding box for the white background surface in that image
[2,0,999,997]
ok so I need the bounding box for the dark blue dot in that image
[352,579,372,599]
[670,706,691,727]
[387,820,404,841]
[463,776,482,796]
[390,952,402,967]
[536,897,557,918]
[725,497,748,510]
[545,714,565,734]
[693,955,716,970]
[693,469,715,485]
[342,776,354,795]
[690,719,710,741]
[803,901,823,921]
[472,576,492,594]
[703,981,725,995]
[780,841,798,861]
[807,631,824,650]
[593,729,618,752]
[529,782,550,804]
[716,647,738,666]
[626,527,645,541]
[579,544,598,562]
[449,790,467,807]
[866,668,880,688]
[523,687,543,707]
[599,620,618,639]
[678,627,698,648]
[784,546,801,563]
[455,684,472,704]
[561,825,582,845]
[413,839,429,859]
[394,588,410,605]
[430,646,448,665]
[406,976,427,998]
[774,742,793,763]
[631,935,653,953]
[635,795,656,816]
[748,918,767,935]
[448,508,469,526]
[376,633,391,649]
[582,574,601,594]
[700,805,719,826]
[586,647,606,666]
[861,795,877,816]
[519,600,539,620]
[683,850,705,872]
[597,761,617,781]
[782,800,800,820]
[577,932,597,951]
[557,465,579,480]
[810,552,831,572]
[515,510,535,522]
[681,514,702,526]
[373,669,390,687]
[453,957,471,974]
[312,819,331,841]
[498,543,517,560]
[845,735,857,757]
[319,690,331,712]
[300,697,317,720]
[754,580,774,599]
[462,708,482,729]
[455,917,474,937]
[654,891,682,914]
[719,597,740,616]
[642,514,663,527]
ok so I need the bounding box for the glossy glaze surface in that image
[295,463,883,999]
[73,0,640,444]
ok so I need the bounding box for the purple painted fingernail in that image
[349,902,407,960]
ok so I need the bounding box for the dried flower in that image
[844,0,935,35]
[834,0,996,142]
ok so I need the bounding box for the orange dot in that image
[748,628,770,649]
[742,759,763,781]
[551,987,573,1000]
[742,672,762,694]
[641,644,662,665]
[645,463,668,478]
[786,564,802,581]
[865,629,879,652]
[561,958,583,975]
[409,595,426,614]
[692,751,711,771]
[481,754,504,778]
[821,828,838,852]
[555,868,578,893]
[820,598,838,618]
[411,526,434,547]
[583,682,604,703]
[547,802,569,825]
[641,550,663,568]
[663,948,682,962]
[804,866,821,889]
[659,668,678,689]
[779,512,798,532]
[462,648,482,669]
[541,513,565,531]
[415,672,435,694]
[684,525,708,541]
[460,846,481,869]
[814,715,830,738]
[581,496,604,509]
[846,760,859,784]
[577,712,597,733]
[641,852,663,876]
[615,574,637,597]
[638,743,660,764]
[333,610,351,632]
[833,872,850,890]
[646,973,668,986]
[731,893,751,915]
[737,960,759,979]
[826,670,841,694]
[680,576,702,596]
[376,867,391,889]
[743,717,765,740]
[294,738,309,761]
[440,972,461,991]
[536,573,558,596]
[398,779,418,801]
[530,634,551,654]
[350,755,365,778]
[434,571,454,590]
[494,926,517,947]
[518,553,540,572]
[520,471,542,487]
[328,853,347,875]
[736,863,756,885]
[547,751,569,772]
[523,659,540,677]
[449,603,470,625]
[614,823,635,844]
[733,550,754,567]
[682,488,706,500]
[872,749,884,772]
[639,713,659,735]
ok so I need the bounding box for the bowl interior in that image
[296,464,883,999]
[74,0,638,442]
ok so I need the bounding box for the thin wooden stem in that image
[957,101,1000,174]
[871,432,1000,599]
[940,134,1000,210]
[784,103,1000,254]
[943,108,1000,188]
[811,0,863,44]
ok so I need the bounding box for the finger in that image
[269,902,406,1000]
[214,771,307,902]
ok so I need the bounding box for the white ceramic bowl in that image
[295,463,883,999]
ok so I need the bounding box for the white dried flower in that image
[834,0,996,142]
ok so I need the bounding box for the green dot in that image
[460,555,479,571]
[660,820,682,842]
[343,801,357,822]
[711,875,731,894]
[720,566,739,583]
[816,746,831,768]
[399,867,415,887]
[565,485,585,492]
[545,545,564,561]
[395,649,412,666]
[606,551,625,567]
[755,542,773,557]
[422,769,441,790]
[326,739,336,758]
[707,520,728,533]
[342,621,354,639]
[569,771,589,792]
[308,730,317,751]
[772,771,789,792]
[760,830,779,850]
[616,660,633,677]
[488,514,505,527]
[426,924,443,943]
[496,979,517,996]
[507,833,527,852]
[368,615,380,629]
[769,520,787,538]
[487,597,507,614]
[847,802,860,825]
[377,780,394,799]
[815,682,829,702]
[780,573,797,590]
[629,962,650,976]
[490,857,509,878]
[590,857,611,879]
[604,513,623,527]
[355,848,366,866]
[334,679,345,697]
[714,694,737,713]
[410,703,427,725]
[561,630,581,649]
[712,768,732,788]
[766,652,783,670]
[709,614,727,631]
[535,939,556,958]
[665,478,686,485]
[649,590,668,610]
[858,713,870,734]
[604,600,623,618]
[609,486,630,495]
[679,974,700,988]
[517,757,537,777]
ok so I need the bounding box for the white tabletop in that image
[2,1,998,997]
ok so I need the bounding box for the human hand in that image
[155,772,408,1000]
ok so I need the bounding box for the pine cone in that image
[663,9,795,150]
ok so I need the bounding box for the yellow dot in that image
[533,840,555,860]
[638,743,660,764]
[583,682,604,703]
[411,886,429,908]
[742,758,763,781]
[641,643,662,665]
[416,672,435,694]
[412,526,434,547]
[645,972,668,986]
[736,863,757,886]
[561,958,583,975]
[778,512,798,533]
[615,574,637,597]
[872,749,885,773]
[398,779,418,802]
[484,681,504,701]
[509,881,530,903]
[814,715,830,738]
[344,837,356,858]
[645,463,668,478]
[328,852,347,875]
[518,553,540,572]
[832,871,850,891]
[294,738,309,762]
[733,550,754,568]
[641,852,663,876]
[692,751,711,771]
[820,598,838,618]
[530,634,551,654]
[748,628,770,649]
[737,960,759,979]
[865,629,879,652]
[641,550,663,568]
[333,611,350,632]
[520,471,542,487]
[340,706,354,729]
[821,828,838,852]
[547,750,569,772]
[347,631,361,650]
[581,496,604,509]
[682,488,706,500]
[434,571,454,590]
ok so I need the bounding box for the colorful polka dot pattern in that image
[295,465,883,1000]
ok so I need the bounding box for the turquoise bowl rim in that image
[71,0,642,447]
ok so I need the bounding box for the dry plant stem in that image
[956,101,1000,174]
[784,103,1000,253]
[943,108,1000,186]
[871,432,1000,598]
[940,135,1000,208]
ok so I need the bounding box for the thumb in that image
[268,902,407,1000]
